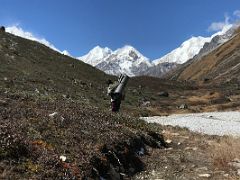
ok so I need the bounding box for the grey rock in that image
[0,99,7,106]
[237,169,240,176]
[228,162,240,169]
[179,104,188,109]
[141,101,151,107]
[143,62,178,78]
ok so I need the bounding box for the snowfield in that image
[142,111,240,137]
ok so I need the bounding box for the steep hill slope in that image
[167,27,240,84]
[0,30,113,108]
[0,29,170,179]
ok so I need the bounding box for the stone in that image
[141,132,167,148]
[233,158,240,163]
[49,112,58,118]
[223,174,229,177]
[196,167,208,171]
[171,133,180,136]
[142,101,151,107]
[179,104,188,109]
[237,169,240,176]
[228,160,240,169]
[0,99,7,106]
[108,164,121,180]
[198,173,211,178]
[59,155,66,162]
[192,147,198,151]
[35,88,40,94]
[137,147,145,156]
[204,78,210,82]
[166,139,172,144]
[157,91,169,97]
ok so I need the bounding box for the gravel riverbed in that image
[142,111,240,137]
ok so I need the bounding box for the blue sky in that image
[1,0,240,59]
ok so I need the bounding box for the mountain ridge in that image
[78,25,233,77]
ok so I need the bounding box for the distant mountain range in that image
[78,24,236,77]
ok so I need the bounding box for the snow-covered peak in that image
[152,36,211,65]
[113,45,151,66]
[78,46,112,66]
[91,46,112,54]
[114,45,140,56]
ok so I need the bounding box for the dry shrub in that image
[210,136,240,170]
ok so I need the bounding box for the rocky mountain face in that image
[167,26,240,84]
[142,62,178,78]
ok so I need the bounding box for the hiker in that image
[107,74,129,112]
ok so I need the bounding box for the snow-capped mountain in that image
[152,36,211,65]
[78,24,237,77]
[78,46,112,66]
[78,45,152,76]
[152,24,234,66]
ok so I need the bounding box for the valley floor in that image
[134,111,240,179]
